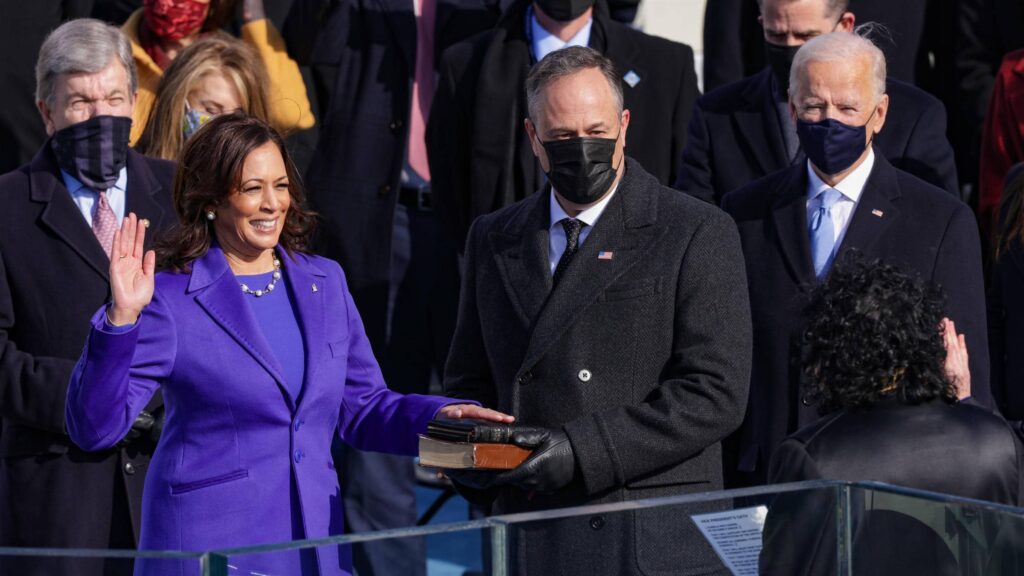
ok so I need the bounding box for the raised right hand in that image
[107,213,156,326]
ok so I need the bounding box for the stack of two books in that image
[418,419,534,470]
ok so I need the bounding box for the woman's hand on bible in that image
[436,404,514,423]
[108,213,156,326]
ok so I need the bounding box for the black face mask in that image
[541,135,621,205]
[534,0,595,21]
[50,115,132,191]
[764,41,800,97]
[796,111,875,175]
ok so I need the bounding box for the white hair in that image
[789,26,887,102]
[35,18,138,107]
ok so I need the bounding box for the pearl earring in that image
[206,211,215,221]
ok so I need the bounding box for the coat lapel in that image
[769,164,817,288]
[734,69,790,176]
[834,154,901,262]
[29,145,111,282]
[519,161,660,371]
[189,245,296,410]
[279,252,328,407]
[124,150,167,242]
[490,191,552,327]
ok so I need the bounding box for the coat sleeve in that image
[333,262,455,456]
[241,18,316,132]
[65,295,174,451]
[934,204,992,409]
[564,210,753,495]
[676,99,718,205]
[668,43,701,190]
[988,256,1009,416]
[0,249,75,434]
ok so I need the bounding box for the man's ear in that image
[37,99,56,136]
[525,118,550,171]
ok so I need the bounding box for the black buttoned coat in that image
[720,153,989,486]
[0,146,174,575]
[445,158,752,575]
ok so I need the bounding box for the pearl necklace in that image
[239,254,282,297]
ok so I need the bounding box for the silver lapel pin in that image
[312,283,318,293]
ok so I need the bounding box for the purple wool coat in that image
[66,246,453,576]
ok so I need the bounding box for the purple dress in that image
[66,246,455,576]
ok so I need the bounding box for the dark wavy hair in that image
[800,255,958,414]
[155,113,316,271]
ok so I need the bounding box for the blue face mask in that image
[182,105,213,140]
[796,112,875,175]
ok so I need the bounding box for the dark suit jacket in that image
[445,158,752,575]
[720,153,989,484]
[760,399,1024,576]
[428,0,700,252]
[680,68,959,205]
[989,238,1024,420]
[0,146,174,575]
[282,0,508,350]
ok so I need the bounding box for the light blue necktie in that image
[809,188,842,278]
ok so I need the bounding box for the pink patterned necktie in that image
[408,0,435,180]
[93,191,117,259]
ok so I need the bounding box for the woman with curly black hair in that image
[767,256,1023,503]
[759,258,1024,576]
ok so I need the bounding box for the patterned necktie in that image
[553,218,583,286]
[93,190,117,259]
[809,187,842,278]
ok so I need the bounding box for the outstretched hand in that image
[942,318,971,400]
[436,404,515,423]
[108,213,156,326]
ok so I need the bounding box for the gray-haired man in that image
[0,18,174,576]
[444,46,752,575]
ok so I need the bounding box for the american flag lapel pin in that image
[598,251,614,260]
[871,209,884,218]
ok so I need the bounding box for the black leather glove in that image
[492,427,576,494]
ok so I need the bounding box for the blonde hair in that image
[138,32,271,160]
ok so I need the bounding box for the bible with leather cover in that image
[418,419,535,469]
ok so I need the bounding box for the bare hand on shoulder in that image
[436,404,515,423]
[108,213,157,326]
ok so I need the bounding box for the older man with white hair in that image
[0,18,174,576]
[720,30,988,487]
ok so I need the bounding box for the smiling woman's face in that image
[213,141,291,266]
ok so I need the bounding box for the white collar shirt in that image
[805,148,875,249]
[530,10,593,62]
[61,166,128,227]
[548,183,618,274]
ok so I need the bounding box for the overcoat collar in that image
[187,244,328,411]
[29,144,167,283]
[489,158,661,371]
[768,150,902,290]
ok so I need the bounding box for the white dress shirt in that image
[805,148,875,249]
[530,8,593,62]
[548,184,618,274]
[61,167,128,226]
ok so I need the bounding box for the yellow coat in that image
[123,9,315,146]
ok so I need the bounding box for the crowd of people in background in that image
[2,0,1024,575]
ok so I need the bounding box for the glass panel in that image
[490,483,844,576]
[217,522,492,576]
[847,483,1024,576]
[0,549,204,575]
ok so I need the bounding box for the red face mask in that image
[143,0,209,41]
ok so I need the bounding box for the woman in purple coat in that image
[65,114,511,576]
